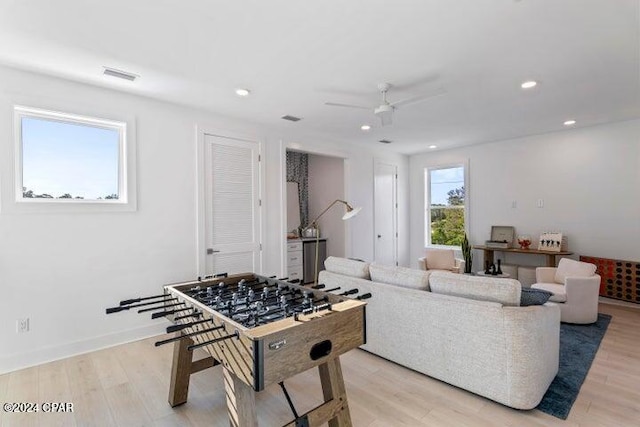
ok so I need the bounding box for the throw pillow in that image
[520,288,553,306]
[425,249,455,270]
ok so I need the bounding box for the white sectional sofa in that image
[318,257,560,410]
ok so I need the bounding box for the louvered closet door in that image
[204,134,261,276]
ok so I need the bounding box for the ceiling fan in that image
[325,82,446,126]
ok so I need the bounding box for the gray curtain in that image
[286,151,308,228]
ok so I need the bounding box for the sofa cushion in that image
[324,256,370,279]
[429,271,521,306]
[520,288,553,306]
[531,283,567,302]
[424,249,456,270]
[554,258,596,284]
[370,263,430,291]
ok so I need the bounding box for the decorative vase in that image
[517,235,532,250]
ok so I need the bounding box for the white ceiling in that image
[0,0,638,154]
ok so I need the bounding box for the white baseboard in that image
[0,323,166,375]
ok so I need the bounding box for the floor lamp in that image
[301,200,362,286]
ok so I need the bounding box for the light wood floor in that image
[1,303,639,427]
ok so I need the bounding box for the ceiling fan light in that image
[521,80,538,89]
[361,125,371,131]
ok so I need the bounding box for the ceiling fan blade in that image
[392,73,441,92]
[324,102,371,110]
[389,88,447,108]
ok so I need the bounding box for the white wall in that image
[308,154,345,258]
[0,65,410,373]
[410,119,640,269]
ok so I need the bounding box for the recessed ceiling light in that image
[361,125,371,131]
[429,145,437,149]
[563,120,576,126]
[521,80,538,89]
[235,88,250,97]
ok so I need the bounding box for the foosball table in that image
[106,273,369,426]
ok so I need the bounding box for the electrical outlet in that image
[511,200,517,209]
[537,199,544,208]
[16,318,29,333]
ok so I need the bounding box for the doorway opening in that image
[283,148,348,283]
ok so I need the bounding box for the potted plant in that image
[461,233,473,274]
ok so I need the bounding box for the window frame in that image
[424,161,469,249]
[8,105,137,213]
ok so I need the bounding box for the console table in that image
[473,245,573,267]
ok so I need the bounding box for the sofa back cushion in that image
[554,258,596,284]
[324,256,370,279]
[370,263,431,291]
[429,271,521,306]
[424,248,456,270]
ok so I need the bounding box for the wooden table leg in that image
[224,366,257,427]
[484,249,494,267]
[546,254,556,267]
[319,357,352,427]
[168,336,194,407]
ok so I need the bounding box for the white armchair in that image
[418,248,465,273]
[531,258,600,324]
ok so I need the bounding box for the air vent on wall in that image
[379,139,392,144]
[281,115,302,122]
[103,67,138,81]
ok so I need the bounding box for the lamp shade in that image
[342,205,362,220]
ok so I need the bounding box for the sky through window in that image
[21,116,120,200]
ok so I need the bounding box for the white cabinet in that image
[287,241,303,281]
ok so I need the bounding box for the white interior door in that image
[204,134,261,275]
[374,161,398,266]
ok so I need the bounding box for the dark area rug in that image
[536,313,612,419]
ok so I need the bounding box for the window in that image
[15,106,127,203]
[425,164,467,247]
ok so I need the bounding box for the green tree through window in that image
[426,166,466,246]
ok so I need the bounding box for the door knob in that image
[377,235,382,238]
[207,248,221,254]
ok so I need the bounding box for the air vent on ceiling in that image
[103,67,138,81]
[379,139,392,144]
[281,115,302,122]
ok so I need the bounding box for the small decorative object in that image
[461,233,473,274]
[490,263,497,275]
[517,235,532,249]
[496,259,503,275]
[486,226,515,248]
[302,226,319,238]
[538,232,563,252]
[485,260,492,275]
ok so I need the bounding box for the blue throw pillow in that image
[520,288,553,306]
